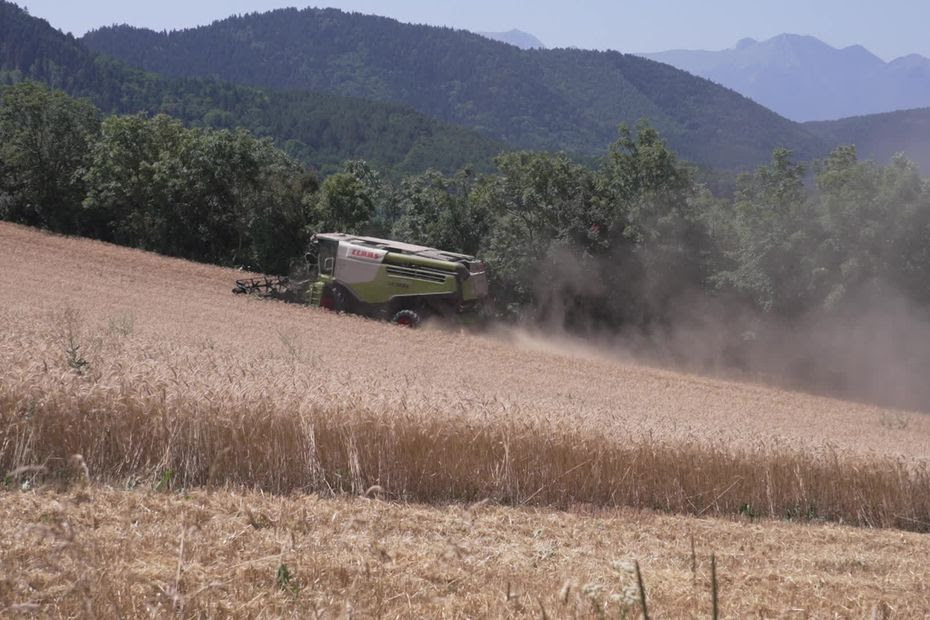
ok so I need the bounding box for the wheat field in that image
[3,222,927,457]
[3,486,930,617]
[2,221,930,616]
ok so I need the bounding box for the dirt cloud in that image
[510,244,930,413]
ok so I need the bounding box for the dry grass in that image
[3,222,930,614]
[2,486,928,617]
[3,380,930,531]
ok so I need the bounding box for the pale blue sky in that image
[15,0,930,61]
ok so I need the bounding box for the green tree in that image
[83,114,190,252]
[710,148,820,315]
[339,160,397,235]
[83,113,313,272]
[311,172,375,234]
[391,168,489,256]
[598,123,707,324]
[815,146,930,306]
[477,151,603,319]
[0,82,100,232]
[238,166,318,274]
[601,123,698,246]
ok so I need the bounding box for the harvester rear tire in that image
[391,309,421,328]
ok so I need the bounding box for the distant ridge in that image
[81,7,828,169]
[643,34,930,122]
[11,1,930,174]
[475,29,546,50]
[805,107,930,174]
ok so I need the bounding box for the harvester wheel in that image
[330,286,349,312]
[391,309,421,328]
[323,285,349,313]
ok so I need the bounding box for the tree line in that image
[3,81,930,329]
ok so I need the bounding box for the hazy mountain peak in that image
[643,34,930,121]
[475,29,546,50]
[889,53,930,70]
[838,43,884,65]
[770,33,815,43]
[842,43,869,53]
[893,53,930,63]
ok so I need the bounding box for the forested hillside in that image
[0,1,504,176]
[806,108,930,174]
[81,7,826,169]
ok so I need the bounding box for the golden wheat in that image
[2,486,929,617]
[3,380,929,529]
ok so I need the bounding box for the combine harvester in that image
[234,233,488,327]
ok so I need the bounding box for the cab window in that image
[319,239,337,276]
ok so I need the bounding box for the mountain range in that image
[5,2,930,174]
[79,8,825,170]
[643,34,930,122]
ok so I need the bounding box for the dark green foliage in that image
[468,125,712,327]
[0,82,100,231]
[311,172,376,235]
[710,146,930,316]
[80,6,826,169]
[338,160,398,236]
[0,82,315,274]
[709,148,821,316]
[814,148,930,307]
[0,1,504,178]
[599,124,711,323]
[392,168,490,257]
[82,113,315,273]
[476,150,606,319]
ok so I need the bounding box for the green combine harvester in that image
[234,233,488,326]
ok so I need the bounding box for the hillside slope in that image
[80,8,827,169]
[806,106,930,173]
[1,221,926,458]
[0,1,504,175]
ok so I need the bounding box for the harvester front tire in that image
[391,309,421,328]
[325,285,349,313]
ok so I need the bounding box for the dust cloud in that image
[496,247,930,413]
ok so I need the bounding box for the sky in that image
[14,0,930,61]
